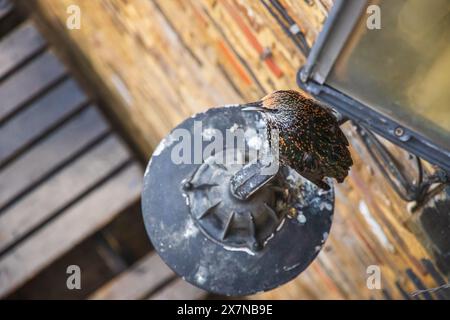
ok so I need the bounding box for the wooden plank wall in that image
[19,0,448,299]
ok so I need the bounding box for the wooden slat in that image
[0,21,46,79]
[0,0,13,20]
[0,107,109,209]
[0,78,88,165]
[0,163,142,298]
[0,135,131,253]
[0,50,66,121]
[9,236,124,299]
[150,279,207,300]
[90,252,175,300]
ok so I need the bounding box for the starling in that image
[243,90,353,190]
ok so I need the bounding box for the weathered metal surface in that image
[142,106,334,295]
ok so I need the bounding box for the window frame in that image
[297,0,450,173]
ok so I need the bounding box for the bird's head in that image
[242,90,307,114]
[242,90,312,130]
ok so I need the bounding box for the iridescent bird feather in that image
[243,90,353,190]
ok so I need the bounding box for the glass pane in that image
[328,0,450,150]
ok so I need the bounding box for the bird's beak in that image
[241,101,266,112]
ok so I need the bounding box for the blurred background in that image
[0,0,448,299]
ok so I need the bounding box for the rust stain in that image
[188,1,209,28]
[221,0,283,78]
[218,40,252,85]
[265,56,284,78]
[311,263,342,296]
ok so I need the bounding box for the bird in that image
[242,89,353,190]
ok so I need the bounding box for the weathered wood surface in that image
[0,0,13,21]
[0,163,142,298]
[90,252,175,300]
[150,278,207,300]
[21,0,447,299]
[21,0,328,153]
[0,135,131,254]
[0,50,67,122]
[0,13,178,300]
[0,107,109,209]
[0,21,46,80]
[0,78,88,166]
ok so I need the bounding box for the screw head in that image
[394,127,404,137]
[182,181,192,190]
[260,47,272,60]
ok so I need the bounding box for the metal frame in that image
[297,0,450,173]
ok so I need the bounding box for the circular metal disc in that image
[142,106,334,296]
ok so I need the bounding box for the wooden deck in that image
[90,252,205,300]
[0,3,206,300]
